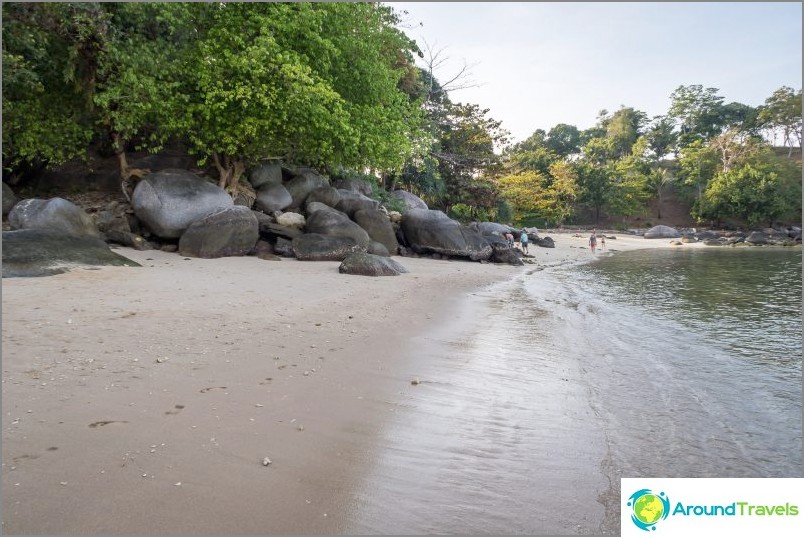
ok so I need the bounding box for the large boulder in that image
[2,229,140,278]
[338,252,408,276]
[276,212,305,229]
[305,206,371,248]
[9,197,100,237]
[2,182,18,216]
[178,206,259,258]
[248,162,284,190]
[745,231,768,245]
[292,233,363,261]
[473,222,514,236]
[389,190,428,212]
[400,209,493,261]
[533,236,555,248]
[643,225,681,239]
[332,177,374,196]
[254,183,293,213]
[353,208,399,255]
[305,186,342,209]
[335,190,380,217]
[285,170,328,209]
[132,169,233,239]
[485,234,523,265]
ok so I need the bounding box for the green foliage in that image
[757,86,802,154]
[495,199,513,224]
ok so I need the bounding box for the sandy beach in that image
[2,233,687,534]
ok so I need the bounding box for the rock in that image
[388,211,402,223]
[335,190,380,217]
[2,182,18,216]
[274,237,295,257]
[473,222,514,236]
[670,240,683,246]
[248,163,284,190]
[400,209,492,261]
[9,198,100,237]
[2,229,140,278]
[338,251,408,276]
[254,240,281,260]
[533,236,555,248]
[305,186,342,209]
[745,231,768,245]
[389,190,428,212]
[367,241,390,257]
[262,457,272,466]
[276,212,305,229]
[702,239,723,246]
[178,206,259,258]
[353,209,399,255]
[292,233,363,261]
[305,206,371,249]
[490,242,524,265]
[643,225,681,239]
[132,169,233,239]
[725,236,745,245]
[681,234,697,243]
[161,244,178,253]
[695,230,720,240]
[257,219,303,241]
[332,177,373,196]
[285,170,327,209]
[254,183,293,213]
[105,230,152,250]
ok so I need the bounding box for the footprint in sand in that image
[89,420,128,428]
[199,386,227,393]
[164,404,185,415]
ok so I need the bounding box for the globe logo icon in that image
[627,489,670,531]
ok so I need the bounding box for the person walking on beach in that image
[520,230,529,254]
[589,231,597,253]
[600,234,606,250]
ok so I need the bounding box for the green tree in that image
[645,115,678,160]
[545,123,581,157]
[757,86,802,156]
[668,84,726,146]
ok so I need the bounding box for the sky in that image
[387,2,802,144]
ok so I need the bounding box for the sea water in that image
[347,247,802,535]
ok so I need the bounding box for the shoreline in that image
[1,233,792,533]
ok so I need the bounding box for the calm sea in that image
[347,247,802,535]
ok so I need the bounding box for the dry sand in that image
[1,232,683,534]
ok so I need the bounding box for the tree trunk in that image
[213,152,247,200]
[657,190,663,219]
[113,133,150,202]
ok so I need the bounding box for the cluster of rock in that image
[2,163,545,277]
[643,225,802,247]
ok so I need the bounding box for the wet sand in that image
[1,233,680,534]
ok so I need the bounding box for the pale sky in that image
[388,2,803,144]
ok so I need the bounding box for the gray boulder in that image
[274,237,295,257]
[178,206,259,258]
[473,222,514,236]
[292,233,363,261]
[353,208,399,255]
[389,190,428,212]
[248,162,283,190]
[745,231,768,245]
[644,225,681,239]
[703,239,724,246]
[305,206,371,248]
[132,169,233,239]
[3,229,140,278]
[400,209,493,261]
[2,182,18,216]
[338,251,408,276]
[486,235,524,265]
[533,236,555,248]
[285,170,327,209]
[255,183,293,213]
[9,197,100,237]
[367,241,390,257]
[332,177,374,196]
[335,190,380,217]
[305,186,342,209]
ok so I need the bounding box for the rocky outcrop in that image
[400,209,492,261]
[2,182,18,217]
[305,206,371,248]
[254,183,293,213]
[644,225,681,239]
[473,222,514,236]
[2,229,140,277]
[353,208,398,255]
[367,241,390,257]
[178,206,259,258]
[292,233,363,261]
[9,197,100,237]
[132,169,233,239]
[389,190,428,212]
[332,177,373,196]
[338,251,408,276]
[305,186,342,209]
